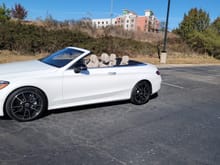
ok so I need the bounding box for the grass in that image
[132,53,220,65]
[0,50,46,64]
[0,50,220,65]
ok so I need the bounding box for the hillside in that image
[0,19,219,65]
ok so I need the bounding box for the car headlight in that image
[0,80,10,90]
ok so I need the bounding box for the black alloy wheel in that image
[131,81,151,105]
[5,87,47,122]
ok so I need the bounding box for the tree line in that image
[174,8,220,59]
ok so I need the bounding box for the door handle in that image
[108,72,116,75]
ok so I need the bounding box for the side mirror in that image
[73,65,87,73]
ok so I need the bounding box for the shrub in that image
[0,21,156,56]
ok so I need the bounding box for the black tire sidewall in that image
[131,81,151,105]
[5,87,47,122]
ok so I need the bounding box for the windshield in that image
[40,48,84,68]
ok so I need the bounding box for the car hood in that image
[0,60,57,80]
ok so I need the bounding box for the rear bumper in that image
[151,76,162,94]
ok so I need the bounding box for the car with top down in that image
[0,47,162,121]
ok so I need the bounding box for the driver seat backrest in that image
[99,53,110,67]
[87,54,99,68]
[120,56,129,65]
[109,53,117,66]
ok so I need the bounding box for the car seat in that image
[120,56,129,65]
[99,53,110,67]
[87,54,99,68]
[109,53,117,66]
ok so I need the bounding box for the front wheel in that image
[5,87,47,122]
[130,81,151,105]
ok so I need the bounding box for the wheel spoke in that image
[30,106,40,112]
[21,93,27,102]
[15,96,24,104]
[136,87,142,92]
[23,109,31,119]
[11,105,23,109]
[12,107,23,114]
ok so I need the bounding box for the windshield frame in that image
[39,48,85,68]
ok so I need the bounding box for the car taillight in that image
[156,70,160,75]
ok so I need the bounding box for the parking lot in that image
[0,65,220,165]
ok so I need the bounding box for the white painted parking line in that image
[162,82,184,89]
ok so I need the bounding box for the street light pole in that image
[110,0,114,25]
[163,0,171,52]
[160,0,171,63]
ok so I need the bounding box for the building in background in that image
[92,9,160,32]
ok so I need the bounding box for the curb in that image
[156,64,220,68]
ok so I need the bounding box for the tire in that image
[130,81,151,105]
[5,87,47,122]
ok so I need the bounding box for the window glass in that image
[40,48,83,68]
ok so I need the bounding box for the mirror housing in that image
[73,65,87,73]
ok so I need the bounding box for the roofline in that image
[122,9,137,15]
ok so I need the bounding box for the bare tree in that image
[11,3,28,20]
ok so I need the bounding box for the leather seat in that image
[87,54,99,68]
[120,56,129,65]
[99,53,110,67]
[109,53,117,66]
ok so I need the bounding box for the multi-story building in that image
[92,9,160,32]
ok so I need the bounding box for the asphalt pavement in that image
[0,65,220,165]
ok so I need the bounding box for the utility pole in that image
[110,0,114,25]
[160,0,171,64]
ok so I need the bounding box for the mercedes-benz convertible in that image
[0,47,162,121]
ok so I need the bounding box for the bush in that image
[0,21,156,56]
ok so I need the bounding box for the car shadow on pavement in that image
[44,93,159,117]
[44,100,130,117]
[0,94,159,121]
[0,116,10,121]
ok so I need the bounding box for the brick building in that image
[92,9,160,32]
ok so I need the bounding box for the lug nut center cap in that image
[24,103,30,108]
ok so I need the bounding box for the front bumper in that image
[0,98,5,116]
[0,88,11,116]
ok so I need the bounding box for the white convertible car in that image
[0,47,161,121]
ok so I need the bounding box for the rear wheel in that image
[5,87,47,122]
[131,81,151,105]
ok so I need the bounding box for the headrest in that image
[109,53,116,61]
[101,53,110,63]
[90,54,98,62]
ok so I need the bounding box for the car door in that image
[62,66,123,106]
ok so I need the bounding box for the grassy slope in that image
[1,50,219,64]
[0,21,219,64]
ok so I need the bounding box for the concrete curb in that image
[156,63,220,68]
